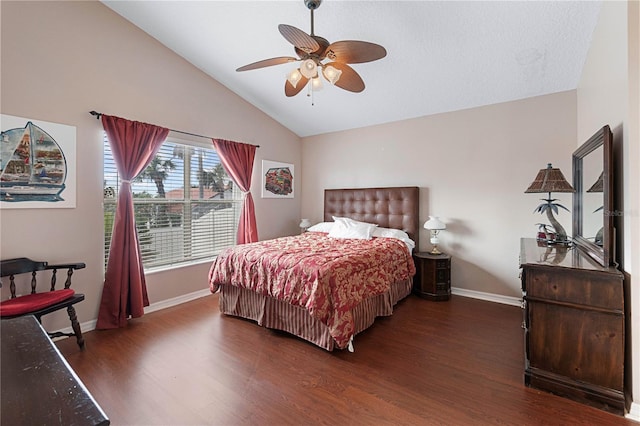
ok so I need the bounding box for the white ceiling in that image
[102,1,601,138]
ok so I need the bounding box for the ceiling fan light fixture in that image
[300,58,318,78]
[311,76,323,91]
[322,65,342,85]
[287,68,303,88]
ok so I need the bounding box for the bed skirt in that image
[218,278,413,351]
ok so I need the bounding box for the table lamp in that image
[524,163,575,244]
[424,216,446,254]
[299,218,312,233]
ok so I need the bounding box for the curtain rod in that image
[89,111,259,148]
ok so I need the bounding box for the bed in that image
[208,186,419,351]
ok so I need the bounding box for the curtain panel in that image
[212,139,258,244]
[96,115,169,329]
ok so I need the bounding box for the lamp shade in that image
[311,76,323,91]
[525,163,575,193]
[299,218,312,229]
[287,68,303,88]
[322,65,342,85]
[300,59,317,79]
[587,171,604,193]
[424,216,446,231]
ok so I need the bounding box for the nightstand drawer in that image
[436,259,450,269]
[435,269,449,283]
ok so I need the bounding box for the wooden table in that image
[1,315,109,425]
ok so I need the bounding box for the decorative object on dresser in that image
[423,216,446,254]
[520,238,624,415]
[413,252,451,301]
[524,163,575,245]
[299,218,312,233]
[586,172,605,245]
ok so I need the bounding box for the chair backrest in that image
[0,258,85,299]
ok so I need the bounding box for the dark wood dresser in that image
[520,238,625,415]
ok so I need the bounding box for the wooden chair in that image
[0,258,86,349]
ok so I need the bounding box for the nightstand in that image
[413,252,451,301]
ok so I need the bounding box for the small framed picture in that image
[261,160,294,199]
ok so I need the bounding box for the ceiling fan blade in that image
[325,41,387,64]
[285,75,309,97]
[236,56,298,72]
[278,24,320,53]
[326,62,365,93]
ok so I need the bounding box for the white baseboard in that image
[452,286,522,307]
[52,288,212,337]
[627,402,640,422]
[143,288,212,315]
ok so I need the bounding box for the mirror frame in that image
[572,125,614,266]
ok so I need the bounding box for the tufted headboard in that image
[324,186,420,250]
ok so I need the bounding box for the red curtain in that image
[212,139,258,244]
[96,115,169,329]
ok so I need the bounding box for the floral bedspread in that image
[208,232,416,348]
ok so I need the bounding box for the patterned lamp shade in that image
[587,171,604,193]
[525,163,575,193]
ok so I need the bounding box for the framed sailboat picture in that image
[0,114,76,208]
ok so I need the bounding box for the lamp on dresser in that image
[524,163,575,245]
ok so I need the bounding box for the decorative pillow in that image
[372,227,416,252]
[328,219,376,240]
[307,222,334,233]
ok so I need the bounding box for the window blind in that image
[103,134,240,270]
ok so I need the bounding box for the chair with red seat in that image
[0,258,86,349]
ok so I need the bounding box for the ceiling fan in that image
[236,0,387,99]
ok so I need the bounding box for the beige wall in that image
[0,0,302,331]
[301,91,577,299]
[577,0,639,417]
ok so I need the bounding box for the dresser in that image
[520,238,625,415]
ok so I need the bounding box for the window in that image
[103,135,241,270]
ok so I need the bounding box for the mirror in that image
[572,125,614,266]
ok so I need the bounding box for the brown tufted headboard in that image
[324,186,420,250]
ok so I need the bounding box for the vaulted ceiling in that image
[102,1,601,137]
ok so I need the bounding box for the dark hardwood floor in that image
[56,294,633,425]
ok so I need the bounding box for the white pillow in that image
[372,227,416,252]
[332,216,378,228]
[307,222,334,233]
[328,220,376,240]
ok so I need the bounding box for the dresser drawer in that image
[524,266,623,311]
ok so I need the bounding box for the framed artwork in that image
[0,114,77,209]
[261,159,294,199]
